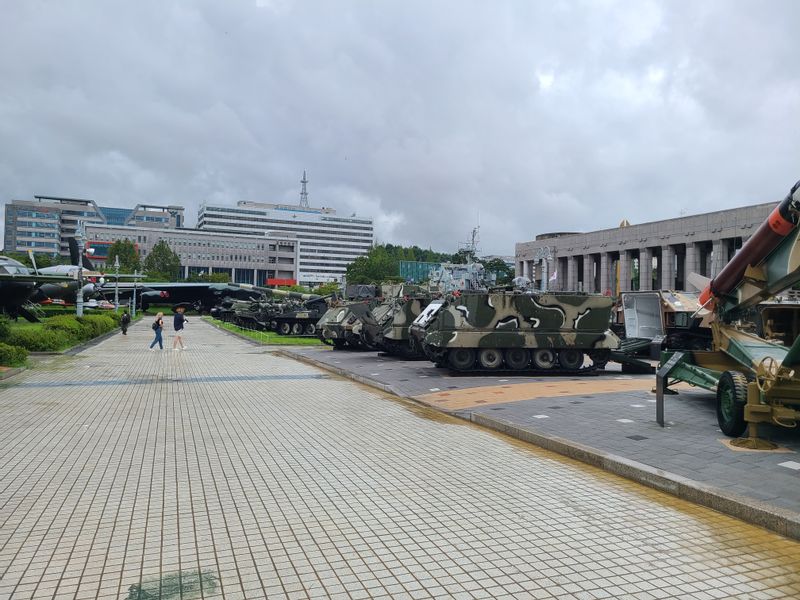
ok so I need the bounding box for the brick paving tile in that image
[1,319,799,599]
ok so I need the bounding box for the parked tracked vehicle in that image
[227,284,333,336]
[410,291,620,373]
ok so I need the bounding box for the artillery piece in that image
[658,179,800,447]
[228,283,333,336]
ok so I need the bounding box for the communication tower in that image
[300,170,309,208]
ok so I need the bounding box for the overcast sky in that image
[2,0,799,256]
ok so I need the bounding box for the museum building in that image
[515,201,775,293]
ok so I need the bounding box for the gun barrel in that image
[228,283,322,301]
[699,180,800,306]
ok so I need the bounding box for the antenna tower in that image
[299,170,309,208]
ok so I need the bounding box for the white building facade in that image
[197,201,374,286]
[85,224,299,285]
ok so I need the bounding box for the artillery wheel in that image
[532,349,557,370]
[504,348,530,370]
[478,348,503,370]
[304,323,316,335]
[448,348,476,371]
[291,322,303,335]
[558,349,584,370]
[716,370,748,438]
[279,322,291,335]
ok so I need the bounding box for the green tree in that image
[315,282,341,296]
[107,239,141,273]
[187,272,230,283]
[5,251,66,270]
[483,258,514,285]
[143,240,181,281]
[345,243,453,284]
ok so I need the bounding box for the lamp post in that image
[75,221,85,317]
[132,269,138,318]
[113,255,120,311]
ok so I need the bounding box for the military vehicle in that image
[317,300,382,349]
[658,179,800,447]
[371,293,431,358]
[411,291,620,372]
[613,290,713,355]
[225,284,335,336]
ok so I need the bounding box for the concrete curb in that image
[0,367,25,381]
[278,348,800,542]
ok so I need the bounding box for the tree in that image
[315,282,341,296]
[4,251,66,269]
[143,240,181,281]
[187,272,230,283]
[107,239,140,273]
[483,258,514,286]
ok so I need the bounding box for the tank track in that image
[424,345,610,376]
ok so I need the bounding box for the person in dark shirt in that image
[120,311,131,335]
[172,306,188,351]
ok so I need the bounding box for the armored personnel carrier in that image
[410,291,620,372]
[226,284,334,336]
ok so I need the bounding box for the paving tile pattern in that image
[1,322,799,599]
[289,347,800,515]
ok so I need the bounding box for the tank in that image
[410,291,620,372]
[227,284,332,336]
[317,300,382,348]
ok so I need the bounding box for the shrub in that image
[7,328,72,352]
[77,315,116,337]
[0,316,11,341]
[44,315,87,341]
[0,342,28,367]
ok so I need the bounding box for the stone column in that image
[661,246,675,290]
[639,248,652,291]
[600,253,610,295]
[711,239,724,277]
[582,255,593,292]
[619,250,630,293]
[567,256,578,291]
[685,243,697,289]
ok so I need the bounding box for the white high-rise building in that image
[197,201,374,286]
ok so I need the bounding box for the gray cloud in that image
[2,0,799,255]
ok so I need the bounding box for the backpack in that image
[152,320,159,331]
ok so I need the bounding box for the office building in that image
[4,196,183,258]
[197,201,373,286]
[85,224,298,285]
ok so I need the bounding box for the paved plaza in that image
[1,321,800,599]
[286,347,800,520]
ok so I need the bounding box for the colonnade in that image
[518,238,742,294]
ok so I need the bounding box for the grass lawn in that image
[202,317,324,346]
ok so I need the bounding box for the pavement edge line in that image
[278,348,800,542]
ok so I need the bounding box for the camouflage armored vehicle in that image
[317,300,382,349]
[410,291,620,372]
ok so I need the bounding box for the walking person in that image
[149,312,164,351]
[172,306,188,351]
[120,310,131,335]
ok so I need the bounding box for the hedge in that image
[0,342,27,367]
[10,314,119,352]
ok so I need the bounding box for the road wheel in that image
[478,348,504,370]
[716,371,748,437]
[291,322,303,335]
[448,348,476,371]
[558,349,584,370]
[279,322,291,335]
[305,323,316,335]
[532,349,556,370]
[504,348,530,370]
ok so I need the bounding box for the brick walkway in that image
[1,320,799,599]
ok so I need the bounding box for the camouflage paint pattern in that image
[414,292,619,354]
[317,301,380,347]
